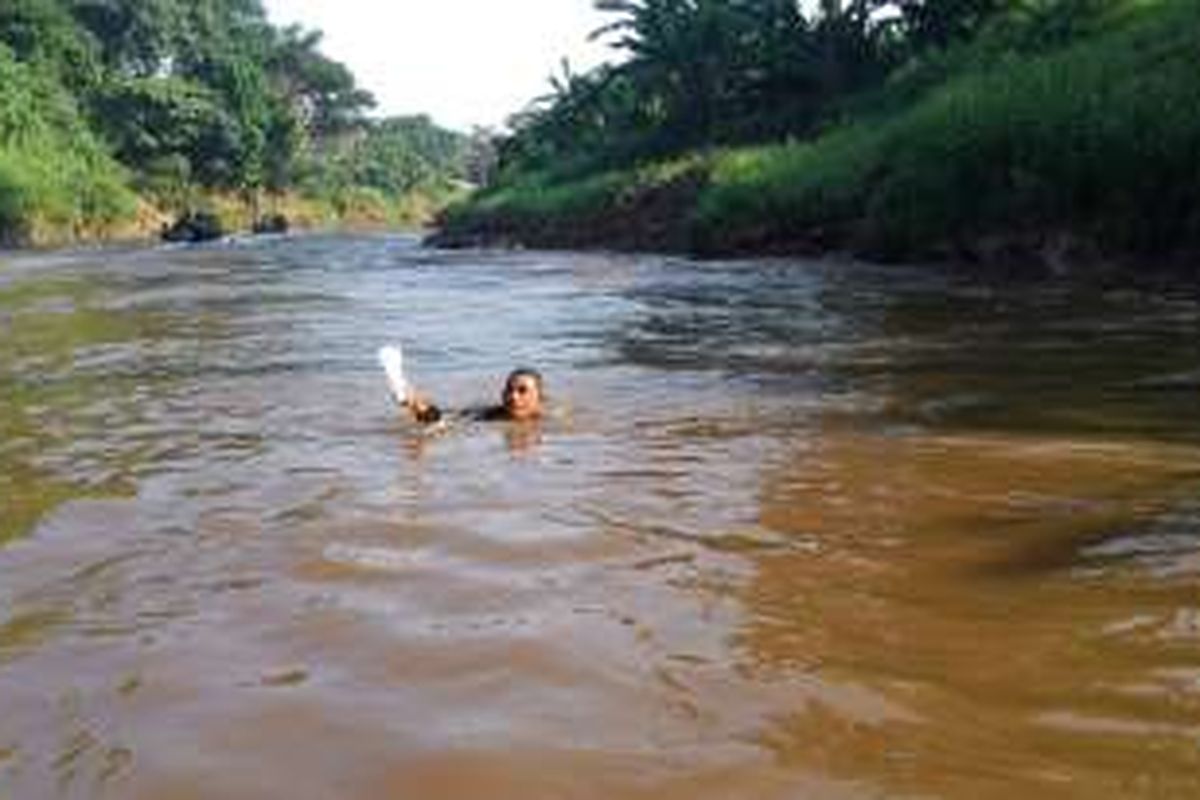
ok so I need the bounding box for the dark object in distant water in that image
[162,211,224,243]
[253,213,289,235]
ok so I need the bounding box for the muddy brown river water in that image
[1,234,1198,799]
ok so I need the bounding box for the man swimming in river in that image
[402,367,545,425]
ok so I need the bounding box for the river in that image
[1,234,1198,799]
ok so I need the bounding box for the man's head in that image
[501,367,544,421]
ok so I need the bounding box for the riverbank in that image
[2,187,455,252]
[434,1,1199,278]
[2,19,470,252]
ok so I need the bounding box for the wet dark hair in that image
[504,367,544,395]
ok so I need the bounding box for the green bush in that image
[0,45,135,243]
[699,126,885,236]
[866,0,1200,253]
[701,0,1200,256]
[446,0,1200,263]
[452,155,702,231]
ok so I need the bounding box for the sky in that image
[262,0,618,133]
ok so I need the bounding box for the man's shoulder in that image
[471,405,510,422]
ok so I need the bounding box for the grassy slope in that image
[442,0,1200,272]
[0,46,138,246]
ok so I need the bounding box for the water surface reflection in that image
[1,236,1198,799]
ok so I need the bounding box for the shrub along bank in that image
[438,0,1200,275]
[0,0,473,249]
[0,45,136,246]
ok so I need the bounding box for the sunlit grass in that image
[0,46,136,245]
[699,0,1200,256]
[442,154,706,237]
[698,126,885,237]
[449,0,1200,262]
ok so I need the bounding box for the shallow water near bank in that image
[1,234,1198,799]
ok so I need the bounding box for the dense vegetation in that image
[0,42,134,244]
[0,0,472,246]
[445,0,1200,272]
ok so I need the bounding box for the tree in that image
[0,0,100,91]
[69,0,181,76]
[266,25,374,139]
[90,75,242,188]
[0,0,458,228]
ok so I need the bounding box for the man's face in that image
[503,374,542,420]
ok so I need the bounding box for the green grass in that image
[865,1,1200,253]
[449,0,1200,265]
[440,155,705,239]
[698,0,1200,257]
[0,45,136,245]
[698,125,886,240]
[460,170,628,220]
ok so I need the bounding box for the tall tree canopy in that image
[0,0,469,235]
[498,0,1132,178]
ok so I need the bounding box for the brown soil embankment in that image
[433,180,1198,282]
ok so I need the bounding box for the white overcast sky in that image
[262,0,617,132]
